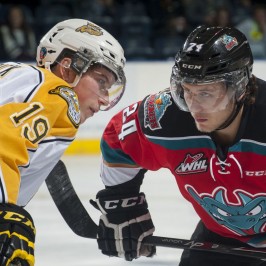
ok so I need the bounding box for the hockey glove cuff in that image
[90,189,156,261]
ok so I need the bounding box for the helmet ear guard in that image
[49,48,92,75]
[69,51,91,75]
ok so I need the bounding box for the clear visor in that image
[170,67,247,113]
[68,48,126,111]
[89,60,126,111]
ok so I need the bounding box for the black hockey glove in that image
[90,189,156,261]
[0,204,35,266]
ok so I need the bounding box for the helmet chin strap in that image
[44,62,51,71]
[68,74,81,87]
[215,100,245,131]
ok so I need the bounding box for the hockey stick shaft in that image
[46,160,266,260]
[143,235,266,260]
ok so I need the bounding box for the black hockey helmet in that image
[170,25,253,113]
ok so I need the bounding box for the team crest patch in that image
[49,86,80,128]
[220,34,238,50]
[76,22,103,36]
[144,92,172,130]
[186,185,266,238]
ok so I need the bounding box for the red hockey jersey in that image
[100,79,266,248]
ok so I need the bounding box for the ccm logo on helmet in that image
[182,64,202,69]
[104,195,146,210]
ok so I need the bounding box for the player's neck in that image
[212,107,243,146]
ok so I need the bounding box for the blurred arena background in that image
[1,0,266,155]
[1,0,266,61]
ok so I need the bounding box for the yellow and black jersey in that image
[0,62,80,206]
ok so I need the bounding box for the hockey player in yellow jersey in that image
[0,19,126,266]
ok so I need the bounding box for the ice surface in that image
[26,155,199,266]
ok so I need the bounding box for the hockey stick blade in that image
[46,160,266,260]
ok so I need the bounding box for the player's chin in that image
[79,114,90,124]
[195,122,213,133]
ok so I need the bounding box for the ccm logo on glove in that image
[94,193,148,215]
[103,195,146,209]
[0,210,36,233]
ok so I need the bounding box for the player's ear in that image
[59,58,72,82]
[62,58,71,69]
[236,90,246,102]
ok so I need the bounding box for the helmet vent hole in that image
[220,63,227,68]
[48,50,56,54]
[100,47,115,59]
[210,53,220,58]
[186,53,200,58]
[207,62,227,74]
[106,40,113,46]
[49,32,58,42]
[207,66,218,72]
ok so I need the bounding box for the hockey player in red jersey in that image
[0,19,126,265]
[92,25,266,265]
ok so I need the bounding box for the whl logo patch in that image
[175,153,208,175]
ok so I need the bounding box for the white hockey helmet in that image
[36,18,126,110]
